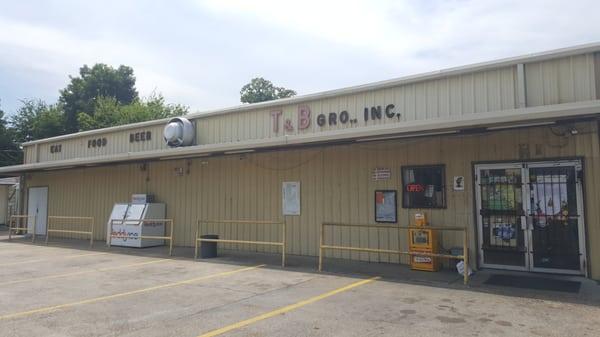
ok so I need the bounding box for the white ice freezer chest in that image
[107,202,166,247]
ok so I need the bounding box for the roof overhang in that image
[2,100,599,176]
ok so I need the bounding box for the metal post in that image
[45,220,50,245]
[45,217,50,245]
[107,220,112,249]
[8,218,12,241]
[194,222,199,259]
[90,218,94,248]
[318,223,324,272]
[281,222,286,267]
[169,220,174,256]
[463,228,469,285]
[32,215,36,243]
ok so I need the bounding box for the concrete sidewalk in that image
[3,233,599,307]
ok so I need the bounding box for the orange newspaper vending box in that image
[409,213,440,271]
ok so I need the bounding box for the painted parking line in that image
[0,252,108,267]
[197,276,380,337]
[0,264,264,321]
[0,244,62,251]
[4,258,169,285]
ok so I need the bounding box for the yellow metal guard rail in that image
[108,219,174,255]
[8,215,36,242]
[195,219,286,267]
[46,216,95,247]
[319,223,470,284]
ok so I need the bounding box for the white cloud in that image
[198,0,416,55]
[197,0,600,71]
[0,16,206,110]
[1,0,600,114]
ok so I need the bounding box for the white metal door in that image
[475,160,586,275]
[27,187,48,235]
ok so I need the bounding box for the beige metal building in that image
[2,43,600,279]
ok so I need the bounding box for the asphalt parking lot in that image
[1,236,599,337]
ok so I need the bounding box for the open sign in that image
[406,184,425,193]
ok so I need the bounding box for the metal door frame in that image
[475,162,529,272]
[475,160,586,275]
[525,160,587,275]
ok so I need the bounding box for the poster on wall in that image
[375,190,397,223]
[282,182,301,215]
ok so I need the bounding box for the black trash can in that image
[200,234,219,258]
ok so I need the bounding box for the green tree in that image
[60,64,138,132]
[10,99,67,143]
[240,77,296,103]
[0,102,22,166]
[77,93,188,131]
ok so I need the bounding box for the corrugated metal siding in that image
[196,66,517,145]
[25,122,600,279]
[34,124,167,163]
[24,146,36,164]
[20,52,600,165]
[525,54,596,106]
[595,53,600,99]
[23,64,521,164]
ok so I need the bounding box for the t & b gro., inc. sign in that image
[270,104,400,133]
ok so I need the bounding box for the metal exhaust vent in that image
[163,117,194,147]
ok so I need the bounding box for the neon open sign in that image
[406,184,425,193]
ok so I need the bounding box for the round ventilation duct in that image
[163,117,194,147]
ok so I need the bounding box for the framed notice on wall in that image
[375,190,397,223]
[282,181,301,215]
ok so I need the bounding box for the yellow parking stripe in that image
[0,244,61,252]
[0,252,108,267]
[198,276,380,337]
[0,264,264,321]
[4,259,168,285]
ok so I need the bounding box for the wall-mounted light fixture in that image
[569,127,579,135]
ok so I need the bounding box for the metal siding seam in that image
[517,63,527,108]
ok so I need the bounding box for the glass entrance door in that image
[477,164,527,270]
[475,161,586,275]
[527,163,585,273]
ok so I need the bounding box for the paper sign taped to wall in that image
[282,182,300,215]
[453,176,465,191]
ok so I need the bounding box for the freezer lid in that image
[124,203,147,225]
[108,203,129,224]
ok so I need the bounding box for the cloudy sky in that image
[1,0,599,115]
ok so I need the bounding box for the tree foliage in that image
[1,63,190,167]
[77,93,188,131]
[60,64,138,132]
[0,102,22,166]
[10,99,66,143]
[240,77,296,103]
